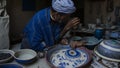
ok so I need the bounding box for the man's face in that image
[53,12,71,24]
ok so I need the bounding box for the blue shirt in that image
[23,8,64,51]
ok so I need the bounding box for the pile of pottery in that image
[91,54,119,68]
[91,39,120,68]
[94,40,120,62]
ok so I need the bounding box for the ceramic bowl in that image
[0,49,37,64]
[46,44,92,68]
[83,36,103,50]
[110,31,120,39]
[94,40,120,62]
[70,36,82,41]
[0,63,23,68]
[0,51,13,63]
[14,49,37,64]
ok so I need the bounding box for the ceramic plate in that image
[46,45,91,68]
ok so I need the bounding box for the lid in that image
[104,40,120,49]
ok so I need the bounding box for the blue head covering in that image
[52,0,76,14]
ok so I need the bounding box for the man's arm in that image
[29,14,46,51]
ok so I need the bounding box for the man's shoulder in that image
[36,7,50,15]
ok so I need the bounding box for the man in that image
[21,0,83,51]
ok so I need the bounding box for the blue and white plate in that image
[46,45,91,68]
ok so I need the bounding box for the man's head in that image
[51,0,76,23]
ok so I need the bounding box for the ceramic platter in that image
[46,45,91,68]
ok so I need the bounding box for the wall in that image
[6,0,50,43]
[84,0,120,25]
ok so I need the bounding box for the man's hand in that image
[64,17,80,30]
[70,41,86,48]
[60,38,69,45]
[60,17,80,37]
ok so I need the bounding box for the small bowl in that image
[0,49,37,64]
[0,51,13,63]
[94,40,120,62]
[70,36,82,41]
[0,63,23,68]
[14,49,37,64]
[83,36,103,50]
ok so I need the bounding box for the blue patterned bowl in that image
[0,63,23,68]
[46,44,92,68]
[94,40,120,62]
